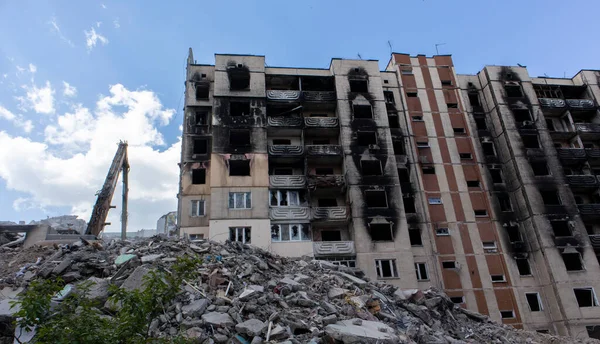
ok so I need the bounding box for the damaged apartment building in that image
[176,48,600,339]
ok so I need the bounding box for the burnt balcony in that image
[579,204,600,217]
[567,99,595,109]
[302,91,336,102]
[267,116,303,128]
[548,128,576,140]
[268,145,305,157]
[544,205,568,215]
[566,175,598,190]
[538,98,567,115]
[588,234,600,250]
[313,241,356,257]
[266,90,301,102]
[477,129,492,138]
[306,145,343,157]
[587,149,600,164]
[304,117,339,129]
[307,175,346,190]
[312,207,348,222]
[269,207,310,221]
[269,175,306,189]
[576,123,600,139]
[557,148,587,163]
[526,148,546,158]
[396,155,408,167]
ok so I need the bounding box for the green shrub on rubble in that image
[11,255,203,344]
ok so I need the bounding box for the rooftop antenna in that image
[387,40,393,55]
[435,43,446,55]
[357,53,362,60]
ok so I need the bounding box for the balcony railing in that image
[587,149,600,159]
[396,155,408,166]
[266,90,301,101]
[267,116,303,128]
[576,123,600,134]
[304,117,339,128]
[268,145,304,156]
[307,175,346,189]
[269,175,306,189]
[313,241,356,257]
[578,204,600,215]
[302,91,336,102]
[539,98,567,109]
[312,207,348,221]
[566,175,598,188]
[526,148,546,158]
[567,99,595,109]
[557,148,587,160]
[588,235,600,250]
[305,145,342,156]
[545,205,568,214]
[269,207,310,221]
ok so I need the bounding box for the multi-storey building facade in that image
[177,48,600,339]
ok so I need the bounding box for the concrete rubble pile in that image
[1,237,598,344]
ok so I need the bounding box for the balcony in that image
[576,123,600,139]
[269,207,310,221]
[557,148,587,163]
[266,90,301,102]
[312,207,348,222]
[302,91,336,102]
[269,175,306,189]
[268,145,304,157]
[313,241,356,257]
[548,128,576,140]
[566,175,598,189]
[587,149,600,163]
[544,205,568,214]
[267,116,303,128]
[578,204,600,216]
[305,145,343,156]
[304,117,339,129]
[588,234,600,250]
[538,98,567,114]
[396,155,408,167]
[307,175,346,190]
[567,99,595,109]
[526,148,546,158]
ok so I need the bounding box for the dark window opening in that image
[541,191,561,205]
[453,128,466,134]
[467,180,480,188]
[574,288,598,307]
[516,258,531,276]
[505,85,523,98]
[388,114,400,128]
[273,168,293,175]
[228,66,250,90]
[447,103,458,109]
[192,169,206,184]
[230,102,251,117]
[398,169,410,182]
[321,230,342,241]
[230,130,251,146]
[407,92,418,98]
[450,297,464,304]
[491,274,506,282]
[422,166,435,174]
[195,83,209,100]
[545,119,555,131]
[562,252,583,271]
[318,198,337,207]
[409,228,422,246]
[384,91,395,104]
[489,169,503,183]
[353,105,373,119]
[193,139,208,155]
[507,225,521,242]
[357,132,377,146]
[526,293,542,312]
[522,135,540,149]
[315,168,334,175]
[474,209,488,217]
[500,311,515,319]
[531,162,549,176]
[412,116,424,121]
[498,193,512,211]
[313,139,330,145]
[415,263,429,280]
[513,109,532,122]
[273,139,291,145]
[383,80,389,84]
[362,160,383,176]
[349,78,368,93]
[550,221,571,237]
[195,111,209,125]
[586,326,600,340]
[482,142,495,156]
[403,197,416,213]
[441,80,452,86]
[229,160,250,176]
[474,116,487,130]
[442,261,456,269]
[369,224,393,241]
[365,190,388,208]
[460,153,473,160]
[468,93,481,107]
[393,140,405,155]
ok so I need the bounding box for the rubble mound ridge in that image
[1,236,599,343]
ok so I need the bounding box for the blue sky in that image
[0,0,598,232]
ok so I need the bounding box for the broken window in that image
[491,274,506,282]
[357,132,377,146]
[531,162,549,176]
[545,119,555,131]
[412,115,424,121]
[574,288,598,307]
[229,227,251,243]
[513,109,532,122]
[230,102,251,117]
[349,78,368,93]
[460,153,473,160]
[422,166,435,174]
[365,190,388,208]
[441,80,452,86]
[369,223,393,241]
[312,139,330,145]
[229,160,250,176]
[482,241,497,250]
[388,113,400,128]
[318,198,337,207]
[550,221,571,237]
[522,135,540,149]
[467,180,480,188]
[474,209,488,217]
[228,192,251,209]
[227,64,250,90]
[468,93,481,107]
[195,82,209,100]
[398,169,410,182]
[192,169,206,184]
[436,227,449,236]
[375,259,398,278]
[321,230,342,241]
[272,139,291,145]
[453,128,466,135]
[400,66,413,75]
[270,190,301,207]
[562,252,584,271]
[489,168,503,183]
[353,105,373,119]
[447,103,458,109]
[384,91,395,104]
[442,261,456,269]
[195,111,209,125]
[361,160,383,176]
[190,200,205,217]
[587,326,600,340]
[526,293,543,312]
[497,193,512,211]
[392,140,405,155]
[450,296,464,304]
[315,168,334,175]
[403,197,416,213]
[230,130,251,146]
[500,310,515,319]
[505,84,523,98]
[271,224,310,242]
[193,139,208,155]
[516,258,531,276]
[415,263,429,280]
[474,116,487,130]
[273,168,293,175]
[506,224,521,242]
[409,227,422,246]
[416,141,429,148]
[541,191,561,205]
[482,142,495,156]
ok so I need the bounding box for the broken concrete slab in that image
[121,266,152,292]
[141,254,164,263]
[181,299,209,317]
[328,287,348,300]
[201,312,234,327]
[52,258,72,275]
[114,254,136,266]
[235,318,267,337]
[333,271,367,287]
[0,299,19,320]
[79,277,109,303]
[325,319,399,343]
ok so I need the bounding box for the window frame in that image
[525,292,544,312]
[270,190,301,207]
[270,223,310,242]
[229,227,251,244]
[435,227,450,236]
[415,262,429,281]
[190,200,206,217]
[574,287,599,307]
[375,259,399,279]
[228,192,252,209]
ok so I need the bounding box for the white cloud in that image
[0,84,179,231]
[113,18,120,29]
[3,74,7,78]
[16,65,25,74]
[28,64,37,73]
[0,105,34,133]
[96,21,102,28]
[62,81,77,97]
[84,27,109,51]
[0,105,16,121]
[23,81,55,114]
[49,17,75,47]
[101,3,106,9]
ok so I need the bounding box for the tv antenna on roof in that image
[357,53,362,60]
[388,40,393,54]
[435,43,446,55]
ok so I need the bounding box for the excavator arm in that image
[85,142,129,237]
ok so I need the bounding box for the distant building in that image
[157,211,177,236]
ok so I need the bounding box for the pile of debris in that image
[1,237,598,343]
